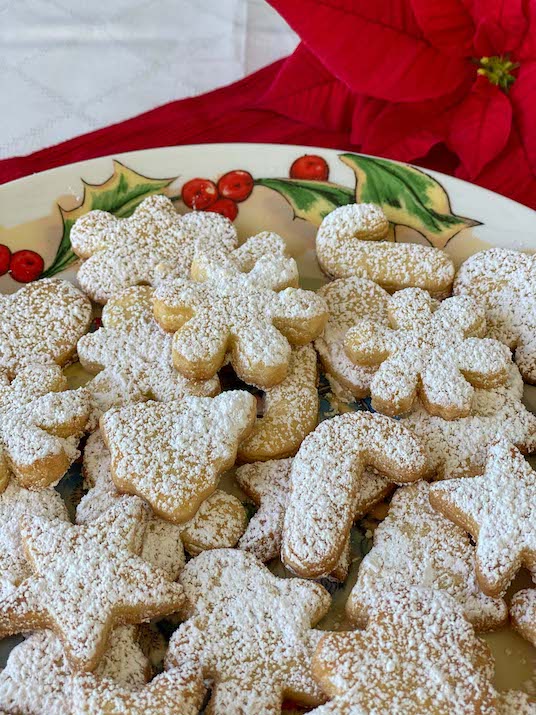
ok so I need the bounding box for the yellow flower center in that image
[477,56,519,91]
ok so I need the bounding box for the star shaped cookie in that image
[454,248,536,384]
[167,549,331,715]
[0,627,149,715]
[154,233,328,387]
[78,285,220,427]
[101,391,256,523]
[344,288,510,419]
[430,440,536,597]
[347,482,507,631]
[0,363,89,490]
[0,278,92,377]
[404,363,536,479]
[311,588,497,715]
[0,502,185,671]
[70,194,237,303]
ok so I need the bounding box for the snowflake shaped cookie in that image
[347,482,507,631]
[282,412,429,578]
[0,363,89,490]
[430,441,536,597]
[0,502,185,671]
[70,194,237,303]
[344,288,510,419]
[154,233,328,388]
[78,285,220,427]
[166,549,331,715]
[454,248,536,384]
[310,588,497,715]
[0,279,92,377]
[101,391,256,523]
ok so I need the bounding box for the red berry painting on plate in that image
[0,245,11,276]
[9,250,44,283]
[290,155,329,181]
[217,170,254,202]
[181,178,218,210]
[207,197,238,222]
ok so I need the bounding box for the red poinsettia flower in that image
[263,0,536,208]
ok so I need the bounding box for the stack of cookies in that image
[0,194,534,715]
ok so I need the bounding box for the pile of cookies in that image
[0,194,534,715]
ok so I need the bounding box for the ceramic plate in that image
[0,143,535,696]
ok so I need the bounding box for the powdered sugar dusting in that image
[347,482,507,630]
[510,582,536,648]
[282,412,429,578]
[316,203,454,297]
[454,248,536,384]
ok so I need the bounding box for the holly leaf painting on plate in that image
[340,153,480,248]
[254,177,354,226]
[42,161,174,278]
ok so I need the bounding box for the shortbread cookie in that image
[314,277,391,400]
[0,501,185,671]
[347,482,507,630]
[82,430,246,558]
[496,691,536,715]
[167,549,330,714]
[454,248,536,384]
[154,234,328,387]
[0,363,89,490]
[0,278,92,377]
[71,194,237,303]
[101,391,256,523]
[404,363,536,479]
[430,441,536,597]
[72,665,205,715]
[345,288,510,419]
[316,204,455,298]
[282,412,429,578]
[237,345,319,462]
[78,286,220,427]
[0,627,149,715]
[0,481,69,598]
[310,588,497,715]
[236,458,392,579]
[510,584,536,648]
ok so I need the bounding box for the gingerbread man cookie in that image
[430,441,536,597]
[314,277,391,401]
[78,285,220,428]
[0,501,185,671]
[315,204,455,298]
[510,583,536,648]
[404,362,536,480]
[454,248,536,384]
[236,458,392,581]
[154,234,328,388]
[311,588,497,715]
[345,288,510,419]
[167,549,331,715]
[0,627,149,715]
[70,194,237,303]
[101,391,256,524]
[237,345,319,463]
[282,412,429,578]
[0,481,69,598]
[72,665,205,715]
[0,278,92,377]
[0,363,90,490]
[347,482,507,631]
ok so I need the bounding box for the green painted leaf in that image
[340,154,480,248]
[42,161,174,278]
[255,178,354,227]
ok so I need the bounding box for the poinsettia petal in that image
[351,96,390,145]
[268,0,472,101]
[258,44,355,131]
[464,0,527,55]
[447,75,512,178]
[517,0,536,59]
[510,62,536,173]
[411,0,475,56]
[456,126,536,208]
